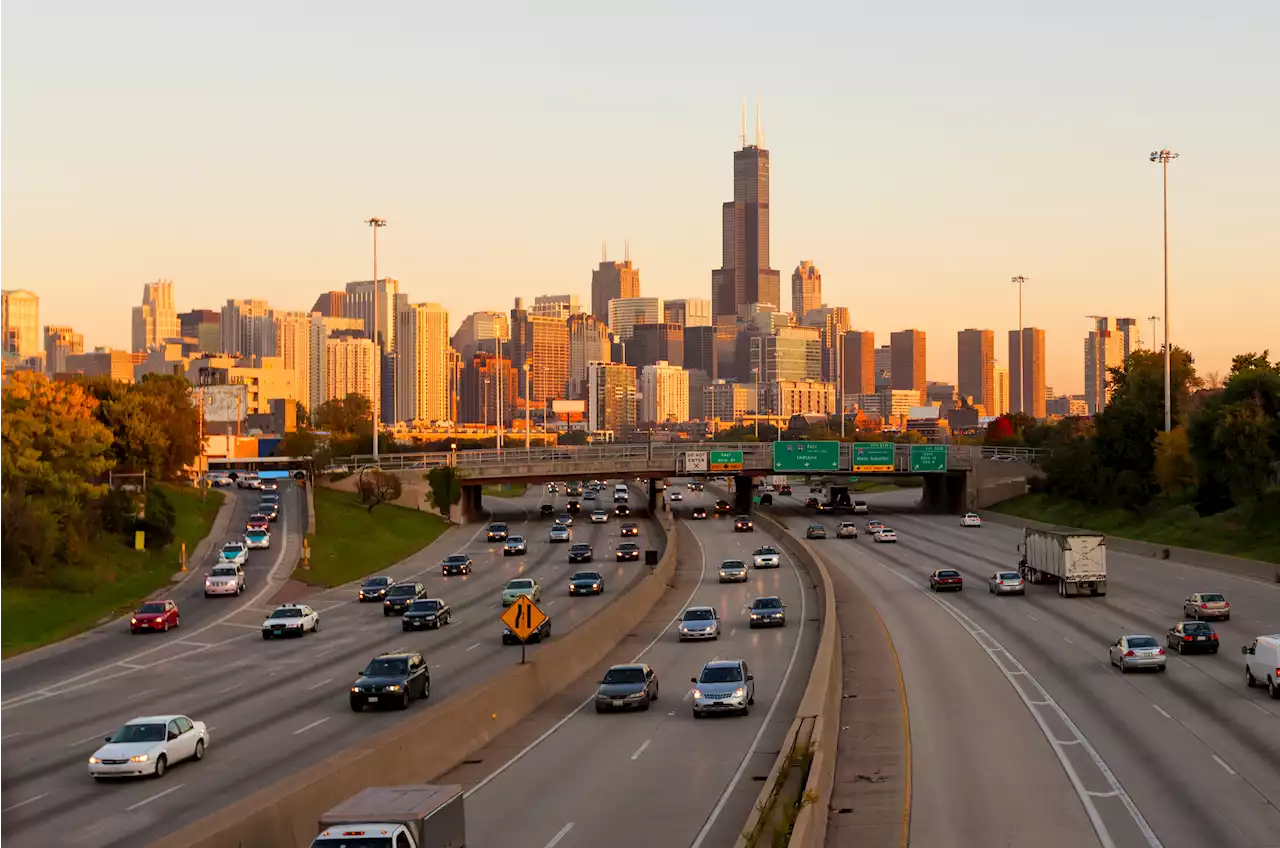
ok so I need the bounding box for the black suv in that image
[350,650,431,711]
[486,523,509,542]
[568,543,594,563]
[539,504,555,517]
[383,582,426,615]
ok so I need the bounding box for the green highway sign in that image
[852,442,895,472]
[709,450,743,472]
[909,444,948,473]
[773,441,839,473]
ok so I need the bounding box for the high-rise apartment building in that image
[2,289,40,357]
[460,351,517,426]
[307,316,364,417]
[324,335,378,404]
[704,380,755,422]
[993,365,1010,417]
[1084,317,1143,415]
[510,299,570,402]
[451,311,510,361]
[591,256,641,324]
[664,299,712,328]
[179,309,221,353]
[802,305,850,382]
[684,325,718,379]
[639,361,690,425]
[1115,318,1142,356]
[221,299,274,357]
[874,345,892,390]
[842,331,875,396]
[310,291,347,318]
[587,362,637,434]
[272,311,313,414]
[66,348,134,383]
[567,313,612,399]
[1009,328,1047,419]
[344,279,400,353]
[711,121,781,321]
[767,380,837,418]
[628,323,684,369]
[394,303,451,424]
[131,280,180,353]
[751,326,823,384]
[186,355,294,413]
[957,329,995,414]
[607,297,662,341]
[890,330,927,404]
[532,294,581,320]
[44,326,84,375]
[791,261,822,323]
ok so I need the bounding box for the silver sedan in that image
[988,571,1026,595]
[1109,635,1167,673]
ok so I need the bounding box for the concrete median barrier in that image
[153,511,678,848]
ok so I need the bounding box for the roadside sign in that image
[500,595,547,643]
[909,444,948,473]
[709,450,743,472]
[682,451,709,473]
[773,441,839,472]
[852,443,895,472]
[848,477,859,483]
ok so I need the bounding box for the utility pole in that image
[365,217,388,463]
[1011,276,1028,413]
[1149,148,1177,432]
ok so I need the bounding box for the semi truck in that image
[311,784,466,848]
[1017,527,1107,597]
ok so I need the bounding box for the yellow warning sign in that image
[500,595,547,642]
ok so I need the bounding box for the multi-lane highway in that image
[437,486,820,848]
[0,482,664,848]
[769,487,1280,848]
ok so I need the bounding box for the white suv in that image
[1242,635,1280,699]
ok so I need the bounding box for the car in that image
[260,480,279,492]
[350,650,431,711]
[692,481,705,492]
[690,506,708,520]
[88,715,208,780]
[1242,635,1280,697]
[779,484,792,496]
[204,563,246,597]
[929,569,963,592]
[749,596,786,628]
[762,484,775,493]
[734,515,754,532]
[1110,635,1167,673]
[556,513,574,527]
[502,577,541,606]
[594,663,658,712]
[359,575,394,600]
[486,522,509,542]
[131,600,179,634]
[259,490,281,504]
[503,614,552,644]
[569,543,594,563]
[961,512,982,528]
[569,571,604,596]
[236,475,260,489]
[503,536,528,556]
[245,515,269,533]
[257,502,280,520]
[549,524,572,543]
[691,659,754,718]
[718,559,749,583]
[678,606,720,641]
[810,485,823,494]
[245,529,271,549]
[873,528,898,543]
[816,502,834,514]
[752,546,781,568]
[261,603,319,638]
[402,598,451,630]
[866,520,885,534]
[207,474,233,488]
[806,524,826,540]
[539,504,556,517]
[714,500,731,514]
[852,500,867,514]
[441,555,473,576]
[759,493,774,506]
[804,497,819,510]
[567,483,583,496]
[583,490,597,501]
[546,483,559,494]
[836,522,858,539]
[566,500,582,514]
[590,509,610,524]
[614,503,631,517]
[669,490,683,502]
[1183,592,1230,621]
[686,481,697,490]
[1167,621,1219,654]
[620,522,640,537]
[616,542,641,562]
[988,571,1026,595]
[383,582,426,615]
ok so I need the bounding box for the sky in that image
[3,1,1278,394]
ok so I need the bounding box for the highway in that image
[438,486,821,848]
[771,487,1280,848]
[0,483,663,848]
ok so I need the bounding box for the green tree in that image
[314,393,372,435]
[356,468,403,512]
[426,466,463,515]
[1188,351,1280,514]
[558,431,589,446]
[1153,427,1195,496]
[80,374,201,479]
[138,485,178,547]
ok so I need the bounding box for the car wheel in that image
[204,592,211,598]
[162,620,169,632]
[193,739,205,762]
[261,632,271,640]
[1246,668,1257,687]
[351,700,363,712]
[641,698,651,711]
[1270,679,1280,700]
[693,710,703,719]
[652,684,659,701]
[595,703,605,713]
[1158,665,1167,673]
[1211,646,1219,654]
[1223,615,1230,621]
[313,618,319,632]
[1120,664,1129,674]
[174,617,180,628]
[153,755,167,779]
[384,611,391,617]
[399,693,411,710]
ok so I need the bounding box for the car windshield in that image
[683,609,715,621]
[809,525,823,531]
[572,572,601,581]
[571,544,590,551]
[211,567,237,577]
[222,544,244,552]
[506,580,533,590]
[139,602,166,614]
[109,723,166,744]
[489,524,507,531]
[722,561,745,569]
[363,659,408,677]
[409,600,439,612]
[700,665,744,683]
[754,598,782,609]
[363,577,392,587]
[602,667,646,685]
[552,526,568,533]
[937,571,960,578]
[998,572,1021,580]
[507,536,525,544]
[248,531,267,538]
[1200,594,1225,602]
[1184,622,1213,633]
[558,515,572,521]
[270,608,303,618]
[443,556,467,565]
[249,514,267,521]
[387,585,418,597]
[1128,636,1158,648]
[756,547,777,555]
[619,544,638,551]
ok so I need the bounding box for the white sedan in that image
[961,513,982,527]
[752,547,781,568]
[218,542,248,566]
[89,715,208,780]
[668,491,683,501]
[261,603,320,639]
[873,528,898,543]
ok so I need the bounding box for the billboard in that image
[196,384,248,424]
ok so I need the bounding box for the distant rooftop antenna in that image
[602,239,607,262]
[755,98,762,148]
[625,237,630,262]
[740,97,747,148]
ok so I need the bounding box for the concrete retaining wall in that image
[153,512,678,848]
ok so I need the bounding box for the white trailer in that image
[311,784,465,848]
[1017,527,1107,597]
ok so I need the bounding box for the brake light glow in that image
[1183,635,1192,641]
[1211,633,1218,640]
[1156,648,1165,655]
[1124,650,1136,657]
[1200,603,1208,609]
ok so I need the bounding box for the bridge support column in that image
[647,478,658,513]
[733,474,754,515]
[451,484,485,524]
[920,474,967,513]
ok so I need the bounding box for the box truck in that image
[311,784,465,848]
[1017,527,1107,597]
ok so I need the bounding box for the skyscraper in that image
[751,326,823,384]
[874,345,892,390]
[310,291,347,318]
[396,303,451,424]
[591,254,641,324]
[628,323,684,369]
[993,365,1011,417]
[532,294,581,320]
[510,298,570,402]
[802,305,849,382]
[460,351,516,426]
[791,261,821,322]
[842,331,875,396]
[957,329,995,414]
[711,110,781,322]
[132,281,180,353]
[1083,317,1141,415]
[179,309,221,353]
[308,314,365,417]
[664,298,712,328]
[2,289,41,357]
[44,326,84,375]
[221,299,274,357]
[343,279,400,350]
[451,311,510,361]
[1009,328,1047,418]
[607,297,663,341]
[639,361,690,425]
[684,325,718,379]
[890,329,927,404]
[567,313,612,399]
[272,311,313,414]
[324,335,378,403]
[587,362,637,434]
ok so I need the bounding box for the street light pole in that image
[1150,149,1178,432]
[1147,315,1161,352]
[838,331,845,438]
[365,217,387,465]
[496,337,504,452]
[524,363,532,451]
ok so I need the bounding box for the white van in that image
[614,484,629,503]
[1242,635,1280,699]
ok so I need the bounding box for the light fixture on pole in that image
[1149,148,1178,432]
[365,217,387,465]
[1147,315,1160,352]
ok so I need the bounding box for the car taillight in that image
[1183,635,1192,641]
[1223,602,1230,607]
[1210,633,1218,640]
[1124,650,1136,657]
[1200,603,1208,609]
[1156,648,1165,655]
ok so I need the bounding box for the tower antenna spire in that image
[602,239,607,262]
[755,97,761,147]
[740,97,747,148]
[625,236,630,262]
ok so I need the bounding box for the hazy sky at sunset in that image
[3,1,1277,393]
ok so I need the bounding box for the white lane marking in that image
[1,731,21,740]
[851,543,1162,848]
[1063,636,1075,645]
[307,677,334,691]
[220,622,265,630]
[217,682,246,695]
[630,739,651,760]
[466,643,482,652]
[68,730,112,747]
[1152,704,1172,719]
[730,628,737,637]
[1212,754,1237,776]
[683,689,694,701]
[542,822,574,848]
[465,517,709,800]
[126,783,185,811]
[2,792,49,813]
[1027,614,1038,621]
[293,717,330,736]
[177,640,217,648]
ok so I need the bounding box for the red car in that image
[245,514,270,532]
[131,599,180,633]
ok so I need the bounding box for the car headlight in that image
[88,756,101,764]
[351,687,360,693]
[130,754,150,763]
[592,584,599,589]
[386,684,401,691]
[627,691,646,699]
[751,613,760,619]
[131,618,138,624]
[692,689,702,699]
[734,688,745,698]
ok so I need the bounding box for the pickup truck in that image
[311,784,465,848]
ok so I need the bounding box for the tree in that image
[80,374,201,480]
[558,431,589,446]
[983,412,1035,445]
[426,466,462,515]
[1153,427,1195,496]
[356,468,402,512]
[280,428,318,459]
[1188,351,1280,514]
[314,394,372,435]
[137,485,177,547]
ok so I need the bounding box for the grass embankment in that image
[481,483,528,498]
[992,492,1280,565]
[1,485,226,658]
[294,487,447,587]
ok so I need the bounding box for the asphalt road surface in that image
[0,483,662,848]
